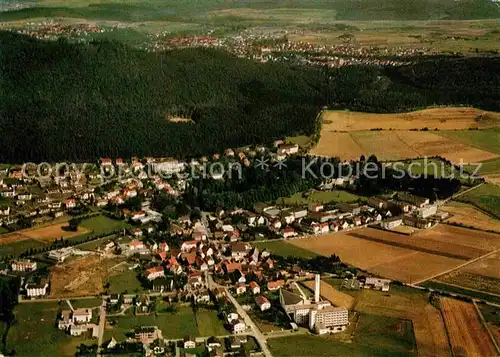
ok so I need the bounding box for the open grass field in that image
[276,189,363,206]
[321,108,500,132]
[254,240,319,259]
[303,279,355,309]
[0,238,47,258]
[49,255,125,297]
[440,128,500,155]
[195,309,227,337]
[456,183,500,219]
[80,214,130,235]
[5,301,96,357]
[442,201,500,232]
[268,313,416,357]
[105,264,144,294]
[440,297,497,357]
[70,297,103,309]
[437,271,500,295]
[105,306,198,341]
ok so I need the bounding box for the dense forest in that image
[1,31,500,162]
[184,155,462,211]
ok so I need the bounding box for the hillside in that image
[1,31,500,162]
[0,0,499,22]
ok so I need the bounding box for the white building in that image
[11,260,37,272]
[417,204,438,219]
[72,308,92,323]
[26,282,49,297]
[280,274,349,334]
[364,277,391,292]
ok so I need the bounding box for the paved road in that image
[224,287,273,357]
[97,301,107,356]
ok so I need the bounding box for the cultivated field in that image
[321,108,500,132]
[461,252,500,280]
[0,222,89,245]
[442,202,500,232]
[310,131,364,160]
[49,255,124,297]
[437,271,500,295]
[288,232,418,271]
[349,227,488,260]
[288,227,476,283]
[312,129,498,163]
[415,224,500,252]
[303,279,355,309]
[354,287,450,357]
[313,108,500,164]
[395,130,498,163]
[457,183,500,219]
[22,223,90,240]
[440,297,496,357]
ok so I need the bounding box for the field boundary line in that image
[473,300,500,355]
[393,131,422,157]
[349,231,473,260]
[412,247,500,285]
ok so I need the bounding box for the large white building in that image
[280,274,349,335]
[26,282,49,297]
[11,259,37,272]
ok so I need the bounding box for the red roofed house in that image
[65,199,76,209]
[282,227,297,239]
[267,280,285,291]
[129,239,145,250]
[181,240,198,252]
[255,295,271,311]
[145,266,165,281]
[249,281,260,295]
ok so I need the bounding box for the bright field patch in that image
[22,222,90,241]
[442,201,500,232]
[440,298,497,357]
[456,183,500,219]
[321,108,500,132]
[312,130,498,163]
[303,279,355,309]
[310,132,364,160]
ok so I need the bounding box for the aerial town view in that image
[1,0,500,356]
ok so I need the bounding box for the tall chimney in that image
[315,273,320,303]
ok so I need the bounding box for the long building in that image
[279,274,349,334]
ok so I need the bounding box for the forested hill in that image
[1,31,500,163]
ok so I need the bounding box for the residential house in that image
[72,308,92,323]
[249,281,260,295]
[382,216,403,230]
[267,280,285,291]
[364,277,391,292]
[255,295,271,311]
[282,226,297,239]
[236,283,247,295]
[135,326,158,344]
[145,266,165,281]
[181,240,198,252]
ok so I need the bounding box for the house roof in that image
[255,295,270,306]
